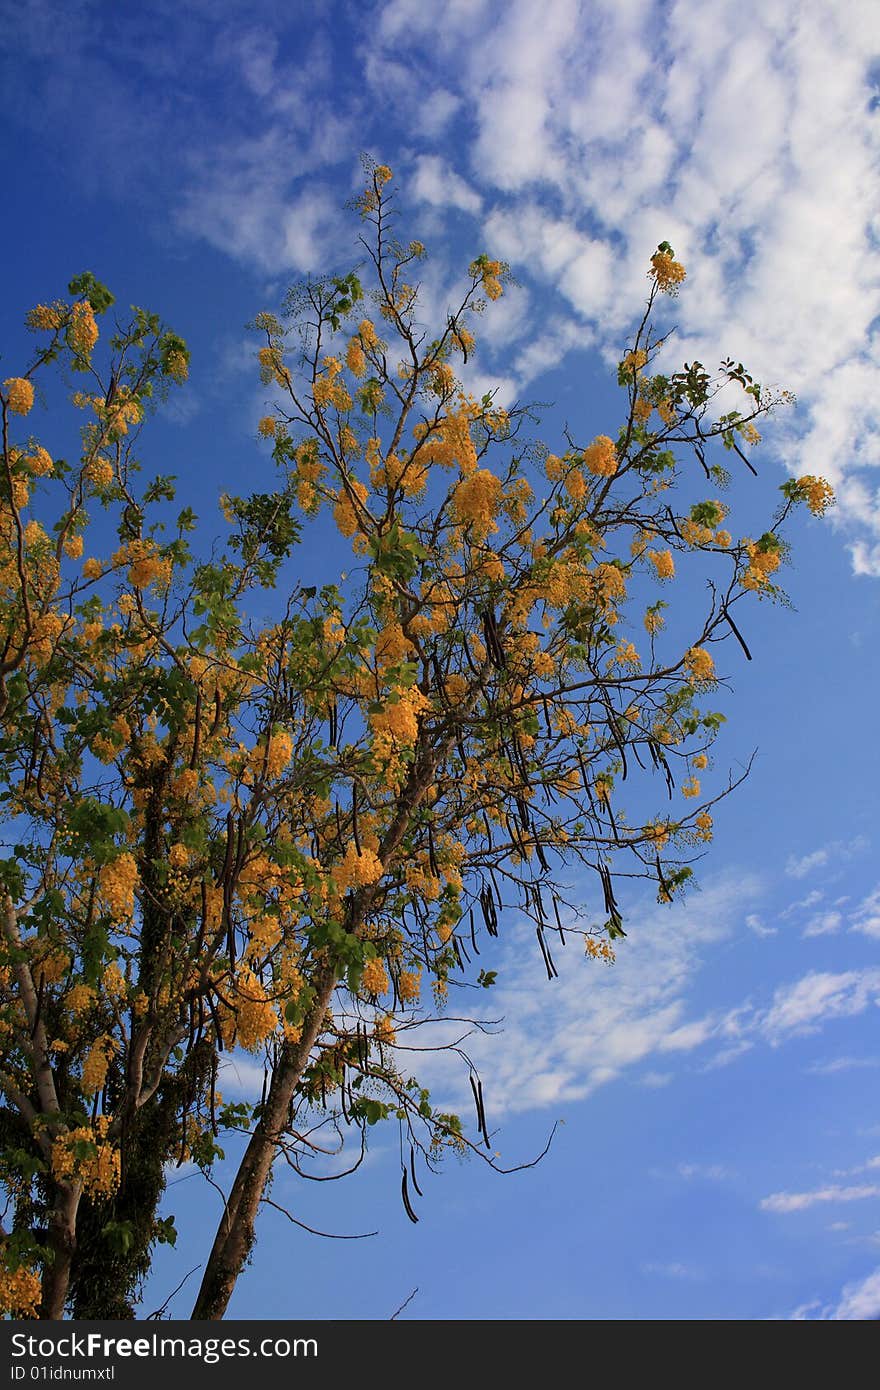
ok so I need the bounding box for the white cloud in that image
[807,1056,880,1076]
[851,885,880,940]
[785,837,868,880]
[759,969,880,1043]
[745,912,777,938]
[642,1260,702,1280]
[802,910,843,938]
[761,1184,880,1214]
[411,155,482,214]
[788,1266,880,1320]
[404,871,760,1117]
[678,1162,734,1182]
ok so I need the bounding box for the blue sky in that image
[2,0,880,1321]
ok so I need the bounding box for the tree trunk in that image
[191,966,337,1320]
[39,1185,79,1319]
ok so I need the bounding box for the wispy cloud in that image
[678,1162,734,1182]
[405,871,760,1117]
[807,1055,880,1076]
[641,1260,703,1280]
[787,1266,880,1320]
[759,969,880,1043]
[851,886,880,940]
[404,869,880,1119]
[761,1184,880,1214]
[785,836,868,880]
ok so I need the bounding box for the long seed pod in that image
[536,925,558,980]
[552,893,566,944]
[477,1077,490,1147]
[401,1167,419,1224]
[723,604,753,660]
[409,1144,423,1197]
[469,908,480,955]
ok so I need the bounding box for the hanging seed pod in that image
[409,1144,423,1197]
[401,1167,419,1223]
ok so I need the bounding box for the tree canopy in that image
[0,163,833,1320]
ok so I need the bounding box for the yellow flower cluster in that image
[258,415,277,438]
[684,646,715,683]
[741,538,781,591]
[332,844,384,893]
[368,684,430,747]
[250,729,293,780]
[359,319,379,350]
[333,477,369,538]
[0,1260,41,1318]
[621,349,648,374]
[102,961,127,997]
[52,1122,120,1198]
[414,402,479,474]
[695,812,713,841]
[650,251,686,293]
[313,356,352,411]
[398,969,421,1002]
[346,337,367,377]
[27,301,64,332]
[648,548,675,580]
[66,982,96,1014]
[232,966,279,1051]
[682,776,700,798]
[593,563,627,604]
[642,819,671,850]
[85,455,114,488]
[452,468,503,538]
[585,937,615,963]
[122,540,171,590]
[165,350,188,382]
[69,301,99,356]
[374,1013,396,1044]
[795,475,835,516]
[611,640,640,668]
[475,258,503,300]
[362,958,390,995]
[81,1034,116,1095]
[103,387,142,436]
[25,445,53,476]
[582,435,618,477]
[258,345,290,388]
[594,774,613,803]
[4,377,34,415]
[99,853,138,923]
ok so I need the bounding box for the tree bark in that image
[39,1185,79,1320]
[191,965,337,1320]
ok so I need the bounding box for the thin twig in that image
[390,1287,419,1320]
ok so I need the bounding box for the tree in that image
[0,164,833,1320]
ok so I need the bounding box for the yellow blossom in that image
[647,548,675,580]
[684,646,714,683]
[362,958,390,995]
[582,435,618,478]
[650,250,686,293]
[4,377,34,415]
[795,475,835,516]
